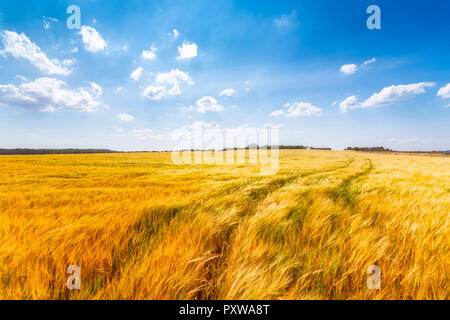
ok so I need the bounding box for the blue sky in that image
[0,0,449,151]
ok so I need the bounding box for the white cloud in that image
[274,10,297,28]
[143,85,166,100]
[340,64,358,75]
[437,83,450,99]
[339,82,436,112]
[142,44,157,60]
[116,86,123,93]
[340,58,376,75]
[143,69,193,100]
[0,31,72,76]
[176,41,198,60]
[363,57,376,65]
[172,29,179,39]
[130,66,143,81]
[78,26,106,52]
[156,69,193,95]
[89,82,102,96]
[0,77,104,112]
[339,95,360,112]
[362,82,435,108]
[219,88,235,97]
[196,96,224,113]
[270,102,323,117]
[269,110,285,117]
[117,113,134,122]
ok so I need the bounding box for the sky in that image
[0,0,449,151]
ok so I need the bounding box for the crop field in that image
[0,150,448,300]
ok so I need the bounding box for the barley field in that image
[0,150,448,300]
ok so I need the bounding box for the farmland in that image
[0,150,448,299]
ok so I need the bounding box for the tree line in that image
[0,149,117,155]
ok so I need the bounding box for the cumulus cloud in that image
[270,102,323,117]
[176,41,197,60]
[143,69,193,100]
[340,64,358,75]
[130,66,143,81]
[156,69,193,94]
[143,85,166,100]
[78,26,106,52]
[0,31,73,76]
[219,88,235,97]
[339,95,360,112]
[339,82,435,112]
[142,44,157,60]
[0,77,104,112]
[437,83,450,99]
[117,113,134,122]
[196,96,224,113]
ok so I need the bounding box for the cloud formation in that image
[0,77,104,112]
[340,82,435,112]
[117,113,134,122]
[340,64,358,75]
[437,83,450,99]
[219,88,235,97]
[196,96,224,113]
[176,41,198,60]
[78,26,106,52]
[270,102,323,117]
[0,31,73,76]
[340,58,376,75]
[363,57,376,66]
[142,45,157,60]
[143,69,193,100]
[130,66,143,81]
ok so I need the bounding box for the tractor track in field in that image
[198,157,358,299]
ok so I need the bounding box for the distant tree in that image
[346,147,392,152]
